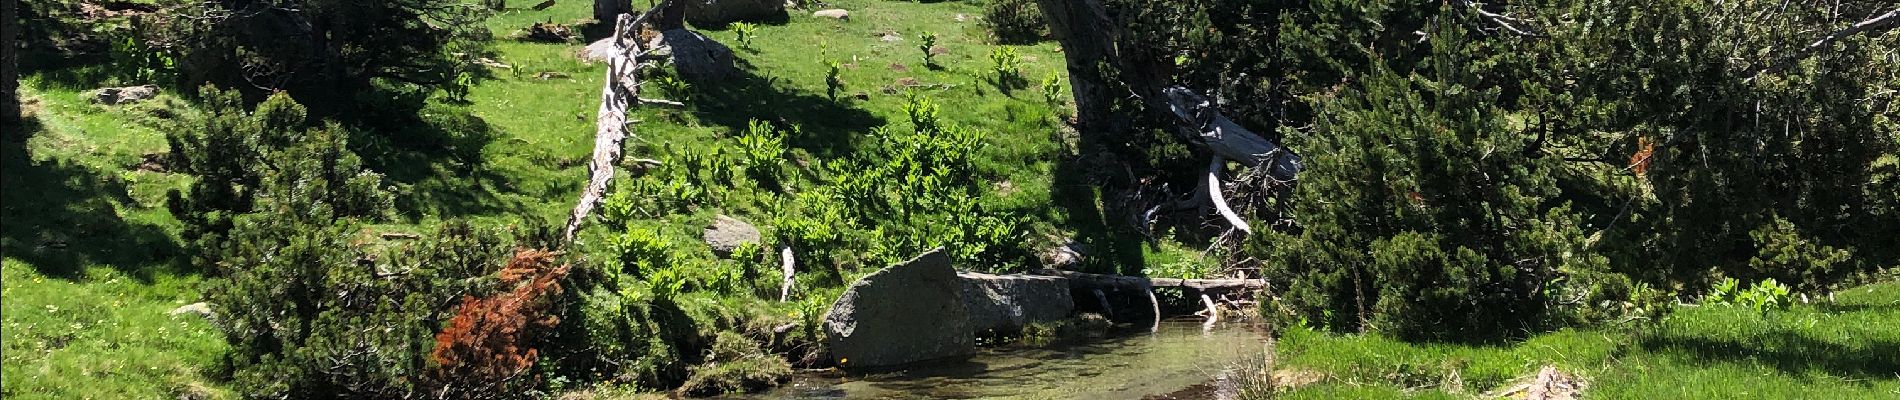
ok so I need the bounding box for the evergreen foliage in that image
[166,0,490,112]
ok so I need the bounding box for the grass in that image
[2,82,226,399]
[1262,280,1900,399]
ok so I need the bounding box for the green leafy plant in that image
[737,119,791,187]
[919,31,939,66]
[730,22,759,50]
[823,58,844,100]
[1707,278,1795,314]
[988,46,1022,92]
[653,74,693,101]
[1039,72,1064,105]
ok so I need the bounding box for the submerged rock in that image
[960,272,1074,333]
[823,248,974,368]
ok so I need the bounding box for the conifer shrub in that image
[165,0,490,113]
[170,88,579,398]
[1251,28,1619,342]
[982,0,1046,44]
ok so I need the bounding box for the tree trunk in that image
[651,0,687,30]
[2,0,20,128]
[1031,0,1127,137]
[594,0,631,25]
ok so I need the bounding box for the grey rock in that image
[168,302,215,321]
[1040,240,1086,268]
[93,85,158,105]
[703,214,761,258]
[959,272,1074,333]
[823,248,973,368]
[661,29,738,83]
[685,0,785,26]
[812,9,848,20]
[581,37,618,62]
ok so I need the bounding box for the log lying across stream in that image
[1031,269,1266,292]
[1029,269,1265,332]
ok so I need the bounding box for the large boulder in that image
[823,248,973,368]
[959,272,1074,333]
[660,29,738,83]
[684,0,784,26]
[703,214,761,258]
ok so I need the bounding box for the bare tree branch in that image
[1748,8,1900,82]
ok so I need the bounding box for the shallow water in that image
[746,319,1271,400]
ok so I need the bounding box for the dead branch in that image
[638,97,685,107]
[1454,0,1543,37]
[779,246,797,302]
[1749,8,1900,82]
[1207,156,1253,234]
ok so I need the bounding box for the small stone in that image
[169,302,215,321]
[703,215,761,258]
[1040,240,1086,268]
[92,85,159,105]
[880,33,901,42]
[812,9,849,20]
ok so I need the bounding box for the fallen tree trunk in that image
[562,12,649,242]
[1032,269,1266,292]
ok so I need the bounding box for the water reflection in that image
[745,319,1270,399]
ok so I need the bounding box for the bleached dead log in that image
[1035,269,1267,292]
[563,12,648,242]
[780,245,797,302]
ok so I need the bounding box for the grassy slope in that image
[1270,281,1900,399]
[2,84,228,399]
[3,1,1072,397]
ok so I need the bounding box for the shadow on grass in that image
[0,117,183,281]
[681,61,885,159]
[1049,149,1148,276]
[347,108,527,220]
[1640,327,1900,380]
